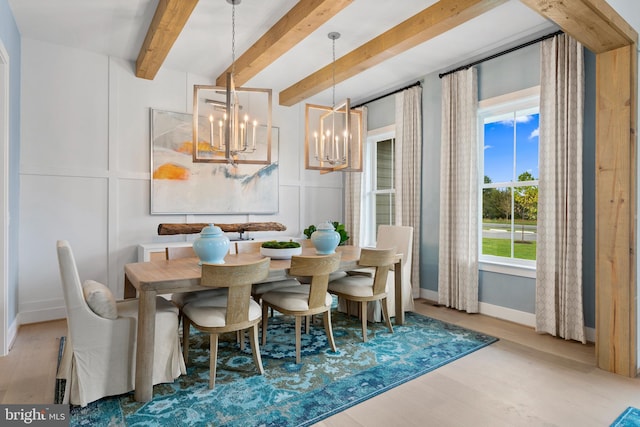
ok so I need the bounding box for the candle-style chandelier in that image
[192,0,272,165]
[305,32,362,173]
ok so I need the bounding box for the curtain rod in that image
[438,30,564,79]
[351,80,422,109]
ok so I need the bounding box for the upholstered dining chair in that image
[234,240,300,304]
[328,247,396,341]
[181,257,270,389]
[296,238,347,284]
[260,252,341,364]
[376,225,414,318]
[56,240,185,407]
[337,225,414,322]
[169,245,227,314]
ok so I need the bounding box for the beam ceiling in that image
[216,0,353,87]
[278,0,508,107]
[135,0,199,80]
[519,0,638,52]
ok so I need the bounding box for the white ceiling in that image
[7,0,558,106]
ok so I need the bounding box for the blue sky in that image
[483,112,539,183]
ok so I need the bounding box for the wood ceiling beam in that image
[519,0,638,52]
[135,0,199,80]
[278,0,508,106]
[216,0,353,87]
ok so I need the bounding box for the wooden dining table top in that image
[124,245,364,295]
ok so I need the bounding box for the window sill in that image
[479,260,536,279]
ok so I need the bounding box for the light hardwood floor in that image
[1,299,639,426]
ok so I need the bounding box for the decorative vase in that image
[310,220,340,254]
[192,224,230,265]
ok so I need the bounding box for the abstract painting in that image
[150,109,279,214]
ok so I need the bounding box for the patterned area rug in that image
[611,407,640,427]
[67,311,497,426]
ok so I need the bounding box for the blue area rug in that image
[612,407,640,427]
[68,310,497,426]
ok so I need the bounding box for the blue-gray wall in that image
[0,0,21,326]
[368,42,597,328]
[366,95,395,130]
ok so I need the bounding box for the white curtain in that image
[344,107,367,246]
[536,34,585,343]
[395,86,422,298]
[438,68,479,313]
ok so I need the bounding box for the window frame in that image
[362,125,396,247]
[478,86,540,274]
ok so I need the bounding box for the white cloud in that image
[530,128,539,139]
[484,145,493,150]
[499,114,535,127]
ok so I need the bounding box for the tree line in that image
[483,171,538,223]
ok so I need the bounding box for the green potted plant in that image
[260,240,302,259]
[304,221,349,246]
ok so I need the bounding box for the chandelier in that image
[192,0,272,165]
[305,32,362,173]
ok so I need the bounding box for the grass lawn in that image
[482,238,536,260]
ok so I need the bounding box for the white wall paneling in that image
[18,174,109,323]
[18,39,344,322]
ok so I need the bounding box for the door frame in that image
[0,39,10,356]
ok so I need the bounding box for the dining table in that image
[124,245,404,402]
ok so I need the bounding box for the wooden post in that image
[595,44,637,376]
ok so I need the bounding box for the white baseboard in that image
[17,306,66,325]
[420,289,535,325]
[479,300,536,327]
[420,289,596,343]
[18,297,66,325]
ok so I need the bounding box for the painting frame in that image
[150,109,279,215]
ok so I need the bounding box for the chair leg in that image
[209,333,218,389]
[305,315,311,334]
[249,324,264,375]
[295,316,302,364]
[361,301,368,342]
[238,330,245,351]
[182,318,191,364]
[323,310,337,353]
[381,297,394,334]
[261,303,269,346]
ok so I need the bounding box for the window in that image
[479,87,539,268]
[362,126,395,247]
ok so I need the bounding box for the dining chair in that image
[336,225,414,322]
[234,240,300,303]
[181,257,270,389]
[296,238,347,284]
[170,245,227,314]
[328,247,396,341]
[376,225,414,318]
[165,245,196,259]
[56,240,185,407]
[261,252,341,364]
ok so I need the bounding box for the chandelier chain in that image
[332,37,336,108]
[231,1,236,76]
